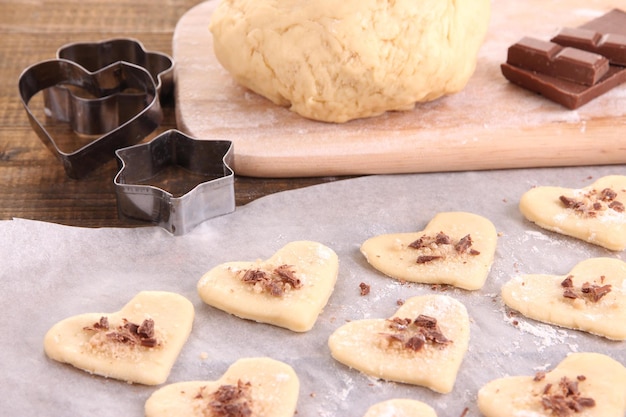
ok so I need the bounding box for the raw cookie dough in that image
[478,352,626,417]
[197,241,338,332]
[209,0,491,123]
[145,357,299,417]
[328,294,470,393]
[363,399,437,417]
[502,257,626,340]
[520,175,626,251]
[43,291,194,385]
[360,212,498,290]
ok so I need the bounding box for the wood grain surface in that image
[0,0,343,228]
[175,0,626,177]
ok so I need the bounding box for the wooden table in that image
[0,0,346,228]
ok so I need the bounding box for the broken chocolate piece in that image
[359,282,371,296]
[416,255,443,264]
[507,37,609,86]
[561,275,574,288]
[551,27,626,66]
[501,62,626,109]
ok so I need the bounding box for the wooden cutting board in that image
[173,0,626,177]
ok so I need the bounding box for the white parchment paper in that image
[1,166,625,416]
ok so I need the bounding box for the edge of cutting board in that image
[173,0,626,177]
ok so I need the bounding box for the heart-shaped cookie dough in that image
[328,294,470,393]
[43,291,194,385]
[144,357,299,417]
[363,399,437,417]
[197,241,338,332]
[520,175,626,251]
[478,352,626,417]
[360,211,497,290]
[502,257,626,340]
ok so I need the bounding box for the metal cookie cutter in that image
[114,129,235,235]
[43,38,173,135]
[18,59,162,179]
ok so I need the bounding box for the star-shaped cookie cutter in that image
[18,59,162,179]
[114,130,235,235]
[43,38,173,135]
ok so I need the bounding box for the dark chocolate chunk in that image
[405,335,426,351]
[500,62,626,109]
[551,27,626,66]
[416,255,442,264]
[507,37,609,85]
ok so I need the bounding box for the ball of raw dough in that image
[210,0,490,123]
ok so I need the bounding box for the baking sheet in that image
[1,166,625,416]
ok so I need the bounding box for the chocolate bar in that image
[501,8,626,109]
[551,28,626,66]
[501,62,626,109]
[507,37,609,86]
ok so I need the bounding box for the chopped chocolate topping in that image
[388,317,412,331]
[455,234,478,255]
[381,314,452,352]
[409,232,480,264]
[85,317,159,348]
[543,383,553,395]
[408,237,427,249]
[561,276,612,302]
[405,335,426,351]
[414,314,438,329]
[416,255,443,264]
[559,187,624,217]
[561,276,574,288]
[359,282,371,296]
[559,195,580,209]
[273,264,301,288]
[240,264,302,297]
[435,232,451,245]
[609,200,625,212]
[534,371,546,382]
[196,380,253,417]
[600,188,617,201]
[84,316,110,332]
[241,269,267,284]
[137,318,155,339]
[576,397,596,408]
[581,282,612,302]
[539,376,595,417]
[562,289,579,299]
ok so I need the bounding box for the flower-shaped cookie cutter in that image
[43,38,173,135]
[114,130,235,235]
[18,59,162,179]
